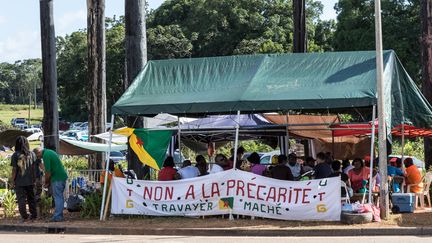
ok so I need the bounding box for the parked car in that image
[27,131,44,141]
[78,122,88,131]
[11,118,27,129]
[110,151,126,162]
[242,151,281,165]
[61,130,81,140]
[77,130,88,141]
[25,128,42,134]
[70,122,83,130]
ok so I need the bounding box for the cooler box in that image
[391,193,415,213]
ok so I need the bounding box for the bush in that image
[0,159,12,187]
[391,138,424,162]
[3,191,16,218]
[38,195,52,219]
[80,192,102,218]
[62,156,88,171]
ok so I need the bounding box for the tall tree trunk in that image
[125,0,147,179]
[39,0,59,151]
[87,0,106,170]
[422,0,432,170]
[293,0,308,155]
[293,0,306,53]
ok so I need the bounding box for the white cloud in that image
[56,9,87,35]
[0,31,41,63]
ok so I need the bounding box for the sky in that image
[0,0,338,63]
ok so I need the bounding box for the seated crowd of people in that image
[157,147,425,197]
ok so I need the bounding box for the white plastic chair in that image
[341,181,351,204]
[407,172,432,208]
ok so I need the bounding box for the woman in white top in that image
[210,154,228,174]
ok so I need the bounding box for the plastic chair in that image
[407,172,432,208]
[341,181,351,204]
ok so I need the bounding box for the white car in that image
[28,131,44,141]
[25,128,42,134]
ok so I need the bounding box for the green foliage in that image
[0,159,12,185]
[57,17,126,121]
[0,59,42,104]
[39,195,52,219]
[147,25,193,59]
[62,156,88,171]
[391,137,425,162]
[333,0,421,83]
[3,191,16,218]
[80,192,103,218]
[149,0,330,56]
[218,140,274,158]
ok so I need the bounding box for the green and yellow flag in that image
[114,127,173,170]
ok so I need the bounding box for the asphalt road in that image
[0,233,431,243]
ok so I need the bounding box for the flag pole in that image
[100,114,115,221]
[375,0,389,219]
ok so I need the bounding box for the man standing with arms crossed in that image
[34,147,68,222]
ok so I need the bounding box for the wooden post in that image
[39,0,59,151]
[102,182,112,220]
[421,0,432,170]
[87,0,107,170]
[293,0,306,53]
[125,0,147,178]
[374,0,389,219]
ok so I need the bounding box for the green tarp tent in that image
[112,50,432,130]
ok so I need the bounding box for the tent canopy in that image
[180,114,272,130]
[112,50,432,130]
[58,138,127,155]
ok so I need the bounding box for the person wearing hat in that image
[248,152,266,176]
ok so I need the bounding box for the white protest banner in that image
[111,170,341,221]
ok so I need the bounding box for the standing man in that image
[11,136,37,222]
[34,147,68,222]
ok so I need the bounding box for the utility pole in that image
[87,0,107,170]
[421,0,432,170]
[34,80,37,109]
[374,0,389,219]
[125,0,147,179]
[39,0,59,151]
[28,93,31,126]
[293,0,306,53]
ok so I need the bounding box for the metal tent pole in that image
[368,106,376,204]
[178,116,182,164]
[232,111,241,170]
[401,119,405,161]
[375,0,389,219]
[285,113,290,154]
[100,114,115,221]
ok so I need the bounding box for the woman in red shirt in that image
[158,156,177,181]
[348,158,371,192]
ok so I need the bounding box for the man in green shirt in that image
[34,148,68,222]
